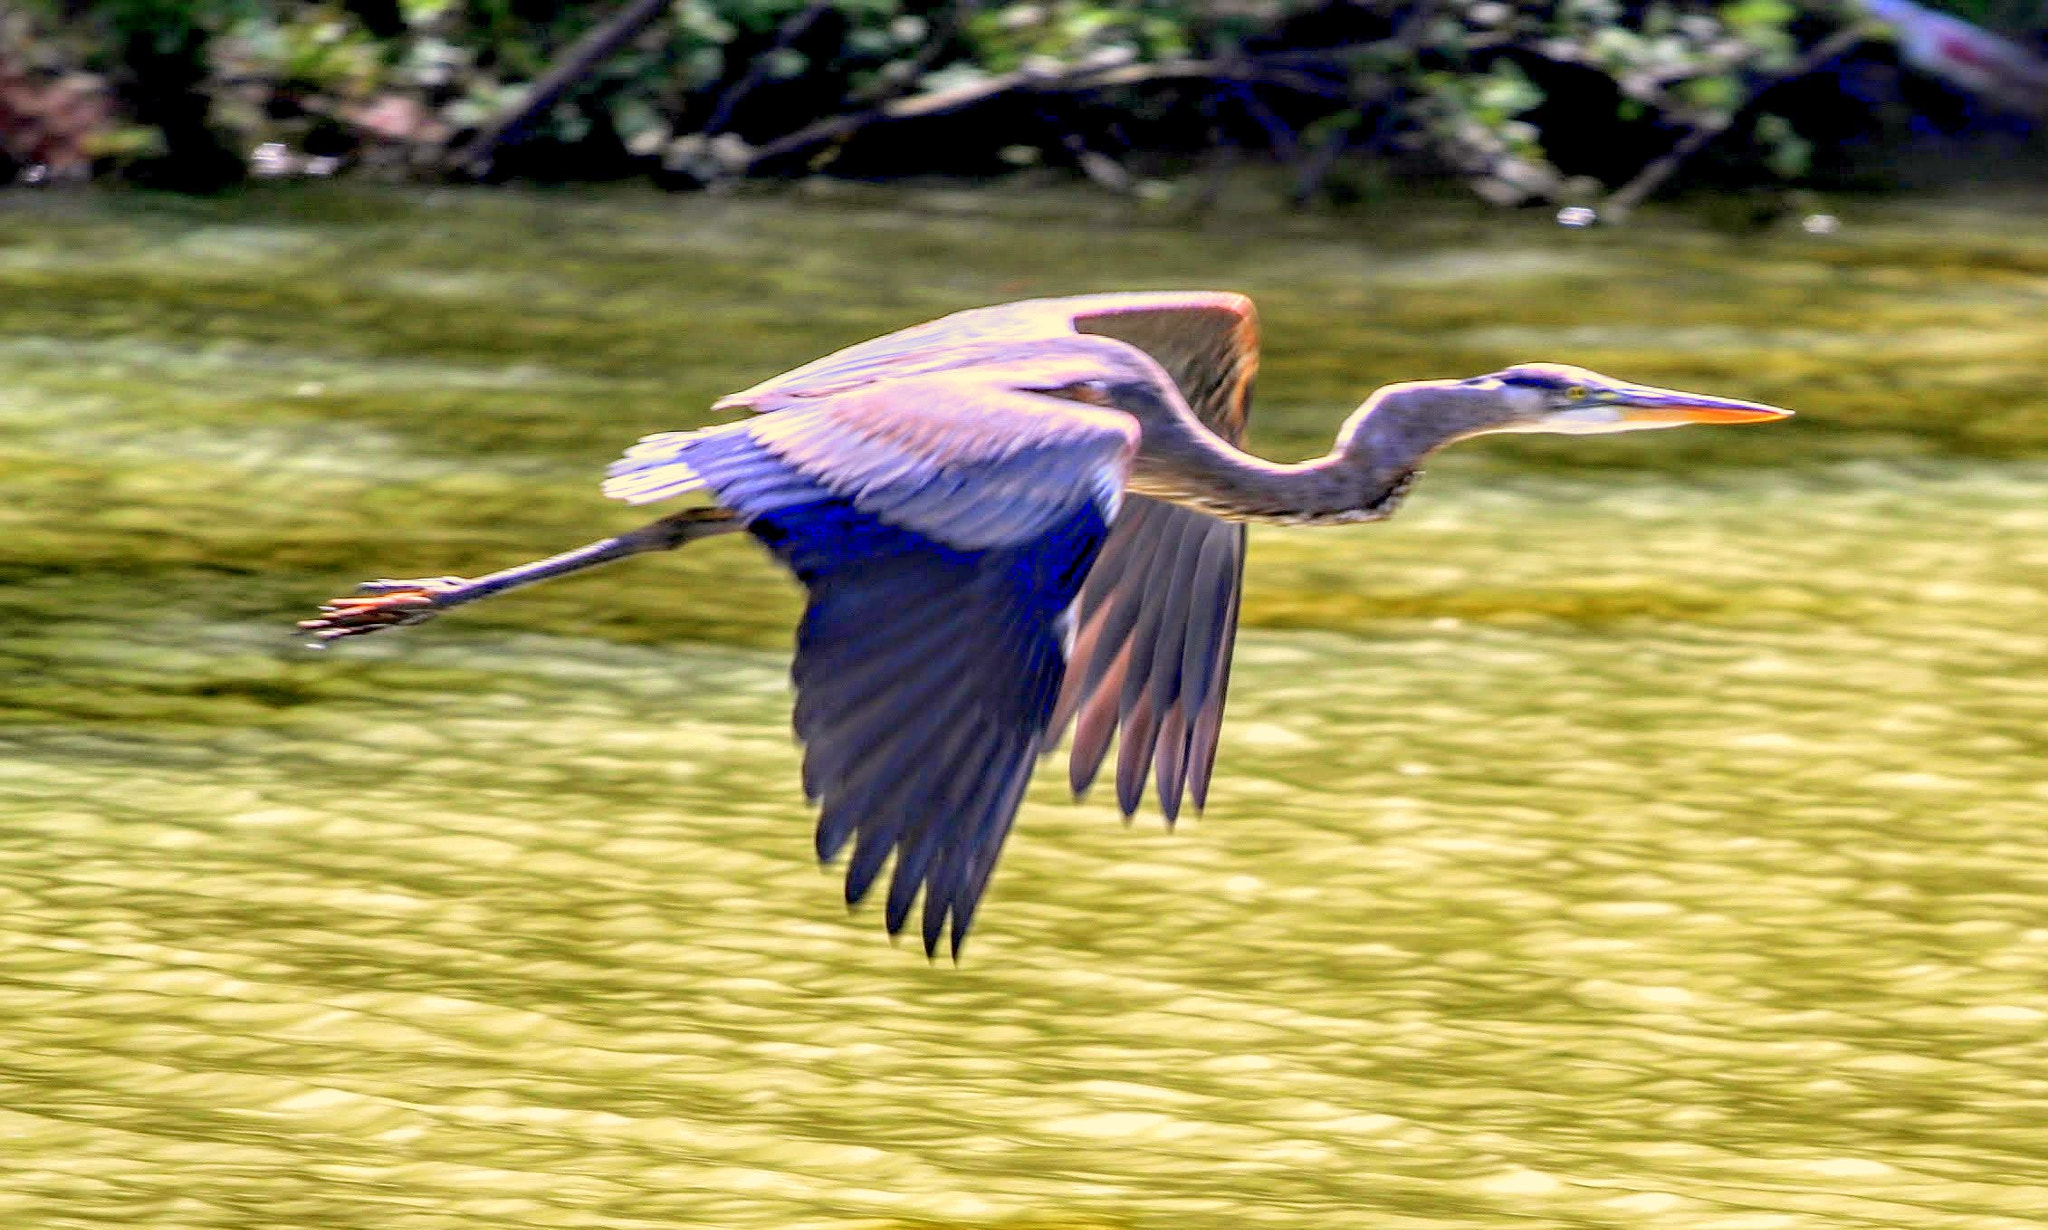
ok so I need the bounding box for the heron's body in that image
[305,292,1789,957]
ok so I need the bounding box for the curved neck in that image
[1127,437,1412,527]
[1126,383,1493,526]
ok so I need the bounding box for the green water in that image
[4,184,2048,1229]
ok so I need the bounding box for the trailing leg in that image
[300,507,742,642]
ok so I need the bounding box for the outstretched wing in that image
[1054,295,1257,823]
[710,291,1261,826]
[606,367,1139,956]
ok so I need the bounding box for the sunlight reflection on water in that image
[5,187,2048,1228]
[6,461,2048,1227]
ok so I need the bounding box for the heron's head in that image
[1459,363,1793,436]
[1337,363,1791,478]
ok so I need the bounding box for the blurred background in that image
[5,3,2048,1228]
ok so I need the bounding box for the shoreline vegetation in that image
[2,1,2046,211]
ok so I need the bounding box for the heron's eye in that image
[1061,380,1115,406]
[1563,384,1588,401]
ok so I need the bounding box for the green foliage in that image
[1752,111,1811,177]
[2,0,2041,199]
[963,1,1197,73]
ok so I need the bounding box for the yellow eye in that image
[1564,384,1588,400]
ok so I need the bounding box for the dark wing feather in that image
[1055,295,1258,821]
[607,373,1135,955]
[1055,504,1246,821]
[764,499,1109,957]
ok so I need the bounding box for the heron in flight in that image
[302,293,1789,956]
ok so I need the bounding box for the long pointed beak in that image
[1615,385,1793,425]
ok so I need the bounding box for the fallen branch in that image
[1601,24,1871,220]
[445,0,672,177]
[732,54,1359,179]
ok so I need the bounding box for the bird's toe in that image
[298,584,458,641]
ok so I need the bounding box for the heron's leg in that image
[300,507,743,642]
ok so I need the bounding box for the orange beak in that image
[1615,385,1794,425]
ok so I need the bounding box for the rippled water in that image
[4,186,2048,1228]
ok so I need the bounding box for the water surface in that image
[3,185,2047,1229]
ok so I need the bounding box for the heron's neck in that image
[1127,385,1487,526]
[1126,437,1416,527]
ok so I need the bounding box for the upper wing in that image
[715,292,1255,427]
[1053,295,1258,822]
[605,370,1138,956]
[710,298,1085,411]
[1069,293,1258,445]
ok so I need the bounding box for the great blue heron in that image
[302,292,1790,956]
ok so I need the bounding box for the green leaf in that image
[1679,73,1742,114]
[1473,61,1545,122]
[1721,0,1796,33]
[1755,111,1812,179]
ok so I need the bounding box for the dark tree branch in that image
[700,2,832,137]
[445,0,672,177]
[798,1,978,176]
[1290,118,1356,206]
[851,3,973,107]
[1602,24,1872,219]
[1291,0,1438,206]
[1225,81,1299,162]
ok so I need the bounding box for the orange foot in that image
[299,576,467,642]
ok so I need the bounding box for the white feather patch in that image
[601,429,711,503]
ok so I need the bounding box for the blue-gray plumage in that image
[302,292,1791,958]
